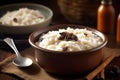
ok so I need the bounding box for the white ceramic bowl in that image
[0,3,53,34]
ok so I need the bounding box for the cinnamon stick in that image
[100,69,105,80]
[0,55,15,68]
[84,53,116,80]
[97,69,105,80]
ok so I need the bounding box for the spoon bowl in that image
[4,37,33,67]
[13,56,33,67]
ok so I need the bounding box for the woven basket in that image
[57,0,100,25]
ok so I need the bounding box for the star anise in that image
[58,32,78,41]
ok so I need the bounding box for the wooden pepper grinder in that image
[97,0,115,34]
[116,13,120,45]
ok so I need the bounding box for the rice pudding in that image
[36,27,103,51]
[0,8,45,26]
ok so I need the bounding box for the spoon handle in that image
[4,37,21,57]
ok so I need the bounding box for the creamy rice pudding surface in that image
[0,8,45,26]
[36,27,103,51]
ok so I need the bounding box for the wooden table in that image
[0,45,120,80]
[0,34,120,80]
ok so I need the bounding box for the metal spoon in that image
[4,37,33,67]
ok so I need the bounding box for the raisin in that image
[63,47,68,51]
[58,32,78,41]
[13,18,17,22]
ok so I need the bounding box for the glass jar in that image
[116,13,120,44]
[97,0,115,34]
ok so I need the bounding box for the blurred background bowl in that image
[0,3,53,35]
[29,24,108,75]
[57,0,100,25]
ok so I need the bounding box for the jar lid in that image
[101,0,112,5]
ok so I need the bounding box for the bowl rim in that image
[0,3,53,27]
[29,24,108,55]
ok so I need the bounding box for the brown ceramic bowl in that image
[29,24,108,75]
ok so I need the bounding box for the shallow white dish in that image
[0,3,53,34]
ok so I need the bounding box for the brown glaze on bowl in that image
[29,24,108,75]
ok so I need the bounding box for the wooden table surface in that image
[0,35,120,80]
[0,44,120,80]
